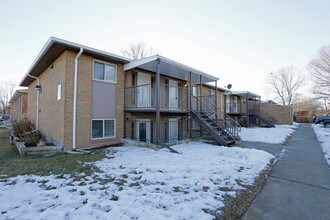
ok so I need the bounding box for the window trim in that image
[91,118,116,140]
[92,59,117,84]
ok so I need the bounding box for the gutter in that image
[72,48,84,150]
[27,74,40,130]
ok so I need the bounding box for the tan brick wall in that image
[27,52,66,144]
[63,51,124,150]
[26,50,125,149]
[21,93,28,115]
[260,103,293,125]
[27,87,36,122]
[10,97,20,120]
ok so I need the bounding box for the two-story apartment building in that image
[225,91,275,127]
[9,89,28,120]
[19,37,240,150]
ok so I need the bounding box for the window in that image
[208,89,215,99]
[93,61,116,83]
[57,84,62,100]
[92,119,116,139]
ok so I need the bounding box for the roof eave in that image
[124,54,219,82]
[19,37,131,87]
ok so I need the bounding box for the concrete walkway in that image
[243,124,330,220]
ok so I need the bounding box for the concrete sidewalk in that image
[243,124,330,220]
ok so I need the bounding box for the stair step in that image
[191,109,239,147]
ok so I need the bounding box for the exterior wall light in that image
[35,85,42,93]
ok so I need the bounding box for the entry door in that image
[226,95,230,113]
[168,119,178,142]
[233,96,238,113]
[191,86,197,111]
[137,121,151,142]
[208,90,215,110]
[137,72,151,107]
[169,80,179,109]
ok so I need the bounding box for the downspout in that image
[72,48,84,150]
[27,74,40,130]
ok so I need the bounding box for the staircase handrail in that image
[192,96,240,138]
[198,96,241,133]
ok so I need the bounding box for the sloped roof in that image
[124,55,219,83]
[19,37,131,86]
[230,91,261,98]
[9,89,28,104]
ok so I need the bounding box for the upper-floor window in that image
[93,60,117,83]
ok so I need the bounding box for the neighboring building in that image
[9,89,28,120]
[223,91,277,127]
[260,102,293,125]
[19,37,240,150]
[293,111,313,123]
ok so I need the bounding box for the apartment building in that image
[19,37,240,150]
[9,89,28,120]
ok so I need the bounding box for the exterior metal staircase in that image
[191,96,241,146]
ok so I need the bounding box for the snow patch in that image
[239,124,296,144]
[312,124,330,166]
[0,142,274,219]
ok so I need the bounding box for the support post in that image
[189,71,193,139]
[200,75,203,137]
[123,70,127,138]
[156,59,161,145]
[215,80,218,120]
[200,75,202,111]
[246,93,249,127]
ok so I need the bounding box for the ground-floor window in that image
[92,119,116,139]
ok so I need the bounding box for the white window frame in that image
[92,59,117,84]
[57,84,62,100]
[91,118,116,140]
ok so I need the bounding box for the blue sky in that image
[1,0,329,99]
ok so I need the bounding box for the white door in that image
[136,120,151,143]
[226,95,230,113]
[191,86,197,111]
[168,119,178,142]
[169,80,178,109]
[208,90,215,110]
[233,96,238,113]
[137,72,151,107]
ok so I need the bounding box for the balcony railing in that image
[225,104,240,114]
[125,83,189,111]
[226,101,260,114]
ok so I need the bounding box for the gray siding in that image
[92,81,116,118]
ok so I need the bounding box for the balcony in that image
[125,83,189,113]
[226,101,260,115]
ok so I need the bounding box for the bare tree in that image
[121,42,156,60]
[0,82,16,114]
[309,45,330,97]
[266,66,305,105]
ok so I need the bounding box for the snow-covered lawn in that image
[0,142,274,220]
[312,124,330,166]
[239,124,297,144]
